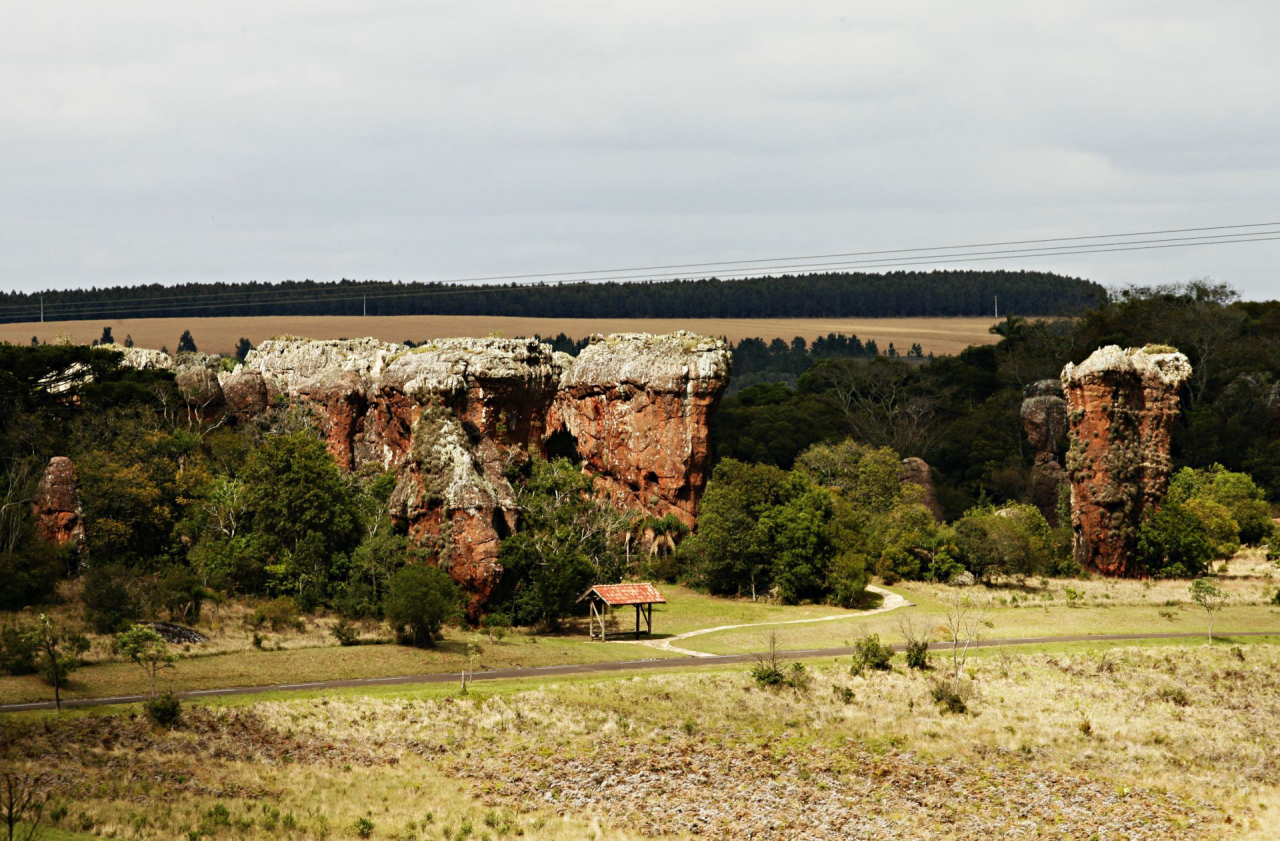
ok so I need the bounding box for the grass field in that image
[6,639,1280,840]
[0,314,1001,357]
[4,564,1279,708]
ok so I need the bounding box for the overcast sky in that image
[3,2,1279,299]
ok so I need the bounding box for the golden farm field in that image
[0,315,1001,357]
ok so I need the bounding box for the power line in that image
[3,220,1278,318]
[12,231,1280,322]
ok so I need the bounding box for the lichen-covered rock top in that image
[103,345,174,370]
[381,337,564,395]
[1061,344,1193,390]
[560,332,730,393]
[244,337,401,391]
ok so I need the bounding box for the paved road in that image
[3,630,1276,714]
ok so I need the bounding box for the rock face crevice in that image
[1061,345,1192,576]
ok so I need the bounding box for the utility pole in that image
[40,295,44,322]
[363,294,366,317]
[994,294,999,319]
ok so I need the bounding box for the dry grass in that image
[1,315,1000,356]
[7,641,1280,839]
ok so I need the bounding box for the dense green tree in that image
[241,431,360,563]
[384,564,462,646]
[495,457,631,628]
[177,330,197,353]
[951,503,1060,581]
[679,459,800,599]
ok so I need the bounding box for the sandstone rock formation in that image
[550,333,729,526]
[31,456,86,557]
[1020,379,1068,525]
[1061,345,1192,576]
[898,457,944,521]
[205,332,732,611]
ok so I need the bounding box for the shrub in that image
[832,684,855,704]
[247,597,303,632]
[353,816,375,839]
[750,660,785,688]
[0,624,38,675]
[1156,686,1191,707]
[330,619,360,646]
[483,612,511,643]
[930,680,967,714]
[849,634,894,676]
[144,692,182,727]
[384,565,462,647]
[81,563,142,633]
[1272,588,1280,606]
[904,639,930,670]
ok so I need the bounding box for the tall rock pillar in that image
[1020,379,1068,525]
[1060,345,1192,576]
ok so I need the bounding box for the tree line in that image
[2,269,1103,323]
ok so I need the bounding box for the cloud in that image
[2,1,1278,298]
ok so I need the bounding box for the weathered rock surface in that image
[213,333,731,610]
[1021,379,1068,524]
[550,332,729,526]
[1061,345,1192,576]
[31,456,86,557]
[898,457,944,521]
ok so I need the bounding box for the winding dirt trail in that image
[620,585,912,657]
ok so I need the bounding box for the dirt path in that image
[619,585,911,657]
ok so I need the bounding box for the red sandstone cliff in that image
[1061,345,1192,576]
[550,333,729,526]
[219,333,729,611]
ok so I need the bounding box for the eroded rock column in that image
[1061,345,1192,576]
[1020,379,1068,525]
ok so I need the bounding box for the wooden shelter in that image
[578,583,666,641]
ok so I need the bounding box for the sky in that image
[3,2,1279,299]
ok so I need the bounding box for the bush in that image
[144,691,182,727]
[0,536,63,610]
[904,639,930,670]
[330,619,360,646]
[81,563,142,633]
[384,565,462,647]
[483,612,511,643]
[1272,588,1280,606]
[849,634,894,675]
[247,597,304,632]
[353,817,375,839]
[0,624,38,675]
[931,680,968,714]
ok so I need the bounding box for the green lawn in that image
[681,580,1280,654]
[0,631,682,706]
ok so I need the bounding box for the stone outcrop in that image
[1021,379,1068,525]
[1061,345,1192,576]
[31,456,86,558]
[898,457,944,521]
[550,333,729,526]
[209,332,731,611]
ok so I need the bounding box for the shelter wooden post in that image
[576,583,666,641]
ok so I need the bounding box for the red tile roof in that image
[578,583,666,606]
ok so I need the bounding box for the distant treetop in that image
[1,270,1104,323]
